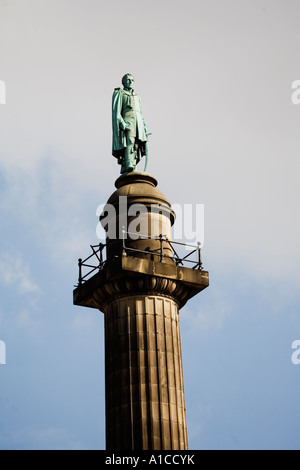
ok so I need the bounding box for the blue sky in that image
[0,0,300,449]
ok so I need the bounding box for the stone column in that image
[104,294,187,450]
[73,172,209,450]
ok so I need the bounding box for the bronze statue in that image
[112,74,149,174]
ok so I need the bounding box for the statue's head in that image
[122,73,134,90]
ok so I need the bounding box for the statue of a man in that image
[112,74,148,174]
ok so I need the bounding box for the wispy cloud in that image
[0,157,103,276]
[71,311,98,334]
[187,403,213,443]
[183,289,232,334]
[0,251,39,295]
[15,307,41,336]
[0,426,88,450]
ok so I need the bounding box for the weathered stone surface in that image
[73,254,209,311]
[101,172,175,262]
[73,173,209,450]
[104,295,187,450]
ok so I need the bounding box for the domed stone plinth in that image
[101,172,175,263]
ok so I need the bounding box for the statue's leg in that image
[120,157,127,174]
[123,134,138,173]
[123,146,134,173]
[131,147,137,171]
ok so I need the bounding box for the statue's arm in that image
[112,89,126,130]
[142,116,147,134]
[139,97,148,134]
[112,88,128,155]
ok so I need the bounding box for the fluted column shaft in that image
[104,294,188,450]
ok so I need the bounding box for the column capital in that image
[73,254,209,312]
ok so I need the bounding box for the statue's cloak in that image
[112,88,147,163]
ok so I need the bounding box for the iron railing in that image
[76,230,204,286]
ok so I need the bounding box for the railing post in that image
[99,243,104,269]
[159,234,164,263]
[78,258,83,284]
[122,226,126,256]
[197,242,203,270]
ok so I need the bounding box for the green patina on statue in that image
[112,74,149,174]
